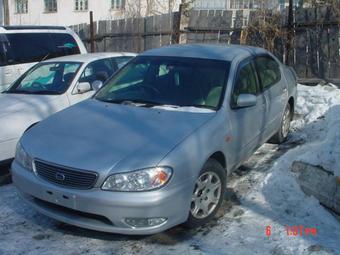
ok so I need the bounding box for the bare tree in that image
[242,0,285,53]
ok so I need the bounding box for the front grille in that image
[34,160,98,189]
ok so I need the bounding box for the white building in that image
[6,0,292,27]
[7,0,181,26]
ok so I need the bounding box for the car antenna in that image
[39,52,50,63]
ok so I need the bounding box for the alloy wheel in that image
[281,106,291,138]
[190,171,222,219]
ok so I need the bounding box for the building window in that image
[15,0,28,14]
[75,0,88,11]
[193,0,227,10]
[230,0,261,9]
[44,0,57,13]
[111,0,125,10]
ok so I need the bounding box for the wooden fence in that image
[69,6,340,83]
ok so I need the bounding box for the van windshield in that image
[0,33,80,66]
[95,56,230,110]
[5,62,82,95]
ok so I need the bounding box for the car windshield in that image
[5,61,82,94]
[95,56,230,109]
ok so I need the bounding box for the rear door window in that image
[79,58,114,84]
[255,56,281,90]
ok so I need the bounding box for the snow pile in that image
[296,105,340,176]
[291,84,340,176]
[256,84,340,253]
[295,84,340,126]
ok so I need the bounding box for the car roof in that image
[0,25,67,30]
[0,25,69,33]
[43,52,137,63]
[140,44,269,62]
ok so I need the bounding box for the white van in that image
[0,26,87,91]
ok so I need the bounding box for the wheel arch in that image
[288,97,294,120]
[209,151,226,169]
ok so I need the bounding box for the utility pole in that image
[89,11,95,53]
[285,0,294,65]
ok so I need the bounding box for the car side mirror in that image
[92,80,104,91]
[76,82,92,94]
[236,94,257,108]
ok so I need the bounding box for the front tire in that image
[185,158,226,228]
[269,103,292,144]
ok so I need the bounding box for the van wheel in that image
[269,104,292,144]
[185,158,226,228]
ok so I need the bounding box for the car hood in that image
[0,93,67,142]
[22,99,215,177]
[0,93,60,118]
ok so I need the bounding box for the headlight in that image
[102,167,172,192]
[15,142,33,171]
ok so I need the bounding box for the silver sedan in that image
[12,44,297,235]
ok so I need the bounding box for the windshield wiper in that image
[3,90,59,95]
[28,90,60,95]
[3,89,30,94]
[97,98,168,107]
[179,104,216,110]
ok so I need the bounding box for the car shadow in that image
[0,165,11,186]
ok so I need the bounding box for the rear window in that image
[0,33,80,67]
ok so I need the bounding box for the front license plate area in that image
[43,189,77,209]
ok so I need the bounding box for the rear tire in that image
[185,158,226,228]
[269,103,292,144]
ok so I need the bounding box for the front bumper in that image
[12,161,192,235]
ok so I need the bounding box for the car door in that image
[69,58,115,105]
[254,55,288,138]
[227,59,268,166]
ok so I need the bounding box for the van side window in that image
[50,33,80,56]
[0,33,80,66]
[0,42,8,66]
[232,61,258,106]
[255,56,281,90]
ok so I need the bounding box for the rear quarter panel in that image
[282,65,298,106]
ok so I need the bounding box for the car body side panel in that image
[282,65,298,104]
[157,111,229,216]
[261,74,288,139]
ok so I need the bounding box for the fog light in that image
[125,217,167,228]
